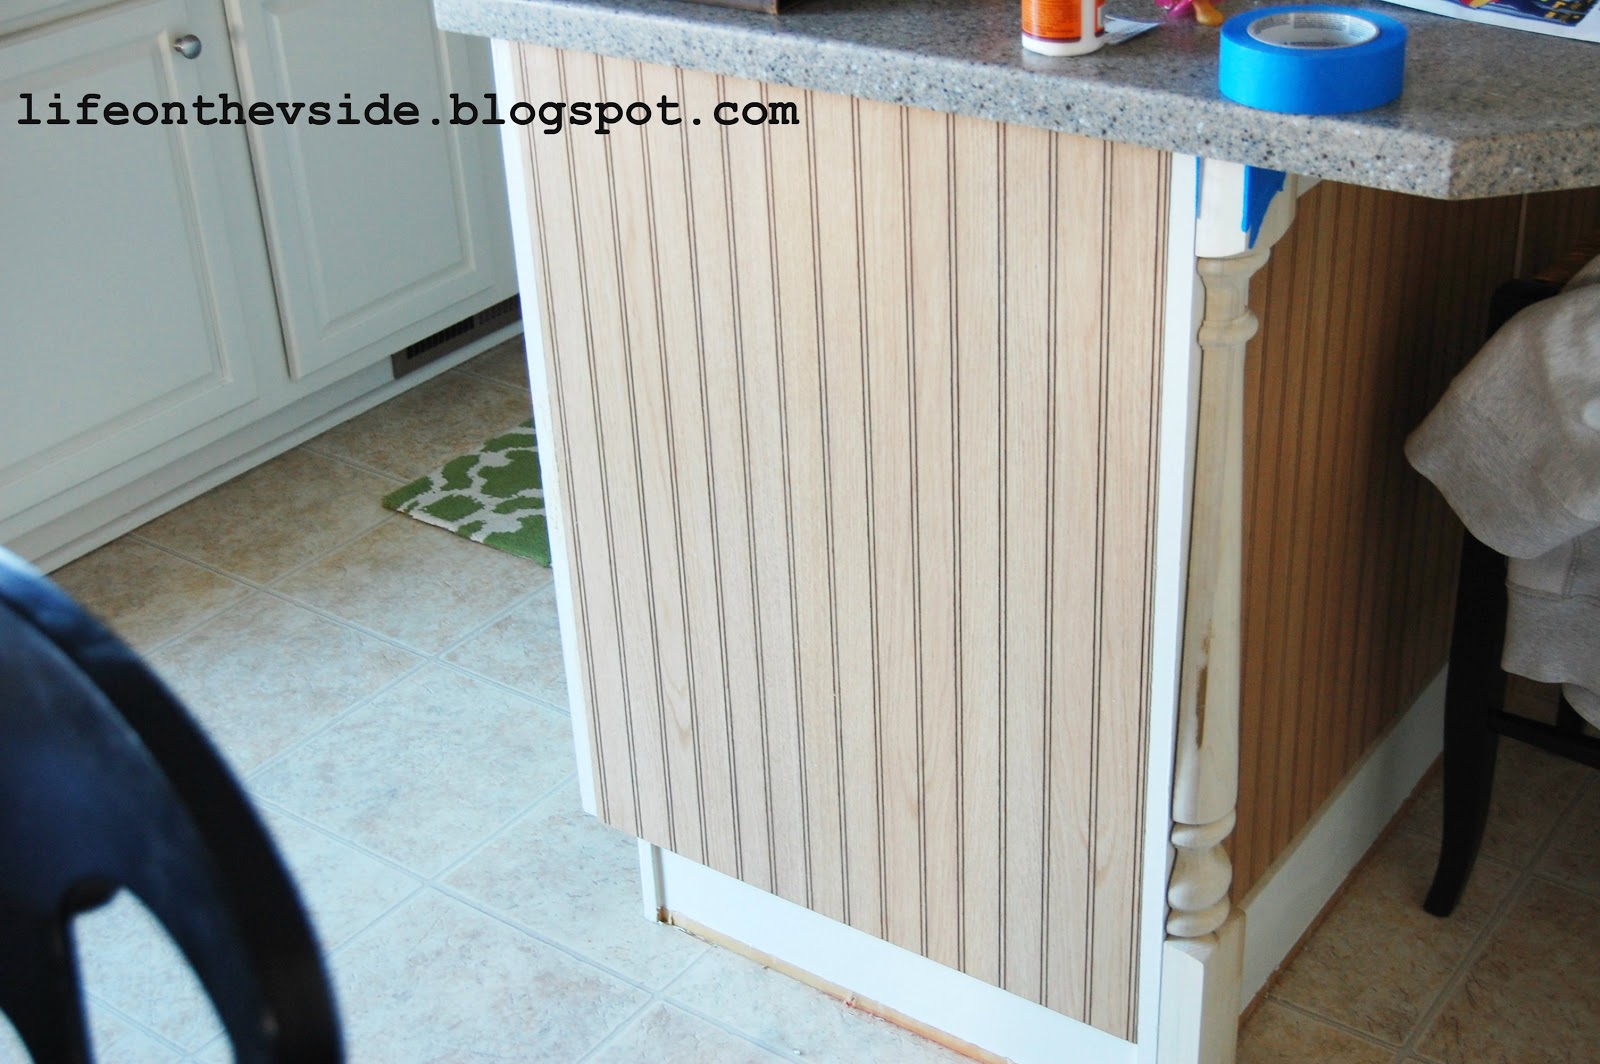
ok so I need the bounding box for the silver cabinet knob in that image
[172,34,202,59]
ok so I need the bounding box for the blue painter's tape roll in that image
[1219,5,1406,115]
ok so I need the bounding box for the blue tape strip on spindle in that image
[1242,166,1286,246]
[1219,5,1406,115]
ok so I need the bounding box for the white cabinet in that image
[226,0,513,383]
[0,0,516,564]
[0,0,276,522]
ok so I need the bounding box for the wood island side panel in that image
[510,43,1171,1038]
[1233,180,1527,895]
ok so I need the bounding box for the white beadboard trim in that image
[1237,666,1446,1006]
[490,38,598,816]
[656,848,1140,1064]
[1140,151,1203,1064]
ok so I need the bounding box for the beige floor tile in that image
[666,949,970,1064]
[187,1034,230,1064]
[1238,1002,1396,1064]
[444,784,706,989]
[443,582,568,708]
[71,893,223,1053]
[1416,879,1600,1064]
[307,370,532,481]
[250,665,575,876]
[273,519,545,654]
[1268,830,1518,1045]
[590,1001,784,1064]
[1395,741,1592,867]
[453,338,531,392]
[332,889,645,1064]
[147,593,421,773]
[1536,776,1600,898]
[50,539,247,654]
[257,807,419,952]
[136,449,396,584]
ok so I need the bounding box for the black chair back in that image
[0,548,341,1063]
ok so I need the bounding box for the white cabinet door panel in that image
[229,0,512,382]
[0,0,268,519]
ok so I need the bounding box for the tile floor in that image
[1238,740,1600,1064]
[4,338,1597,1063]
[0,341,962,1064]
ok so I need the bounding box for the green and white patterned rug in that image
[382,420,550,566]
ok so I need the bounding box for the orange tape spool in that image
[1022,0,1104,55]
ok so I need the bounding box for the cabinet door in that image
[226,0,514,383]
[0,0,269,522]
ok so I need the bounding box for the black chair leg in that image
[1424,709,1500,916]
[0,918,94,1064]
[1557,694,1588,735]
[1424,532,1509,918]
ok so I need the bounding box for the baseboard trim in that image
[1237,667,1446,1006]
[15,324,521,572]
[654,848,1139,1064]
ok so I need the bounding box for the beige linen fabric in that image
[1406,255,1600,727]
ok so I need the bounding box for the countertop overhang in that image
[436,0,1600,200]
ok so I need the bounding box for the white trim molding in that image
[655,849,1139,1064]
[1238,669,1445,1005]
[1160,160,1303,1064]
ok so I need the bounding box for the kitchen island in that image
[434,1,1600,1060]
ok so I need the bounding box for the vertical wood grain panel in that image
[519,48,633,834]
[858,97,925,954]
[951,113,1004,988]
[592,53,680,854]
[812,91,884,937]
[767,80,846,922]
[1090,143,1167,1036]
[558,53,659,841]
[1519,186,1600,278]
[1234,180,1527,896]
[907,110,961,971]
[1043,136,1106,1019]
[723,72,810,905]
[1000,123,1053,1003]
[681,68,775,891]
[516,47,1167,1039]
[637,62,742,876]
[632,58,706,866]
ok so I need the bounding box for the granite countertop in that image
[436,0,1600,199]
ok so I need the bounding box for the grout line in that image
[240,658,433,782]
[432,581,549,657]
[111,535,257,656]
[428,772,579,881]
[260,517,416,590]
[421,879,697,998]
[1262,998,1407,1052]
[82,989,198,1058]
[571,994,662,1062]
[256,514,404,587]
[249,796,426,890]
[448,361,532,393]
[322,881,431,963]
[661,987,834,1061]
[428,655,572,716]
[296,440,418,485]
[1395,774,1592,1056]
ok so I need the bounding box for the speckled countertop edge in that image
[435,0,1600,199]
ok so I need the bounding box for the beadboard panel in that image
[1233,181,1524,895]
[1519,186,1600,279]
[511,44,1170,1038]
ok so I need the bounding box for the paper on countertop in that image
[1104,14,1161,44]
